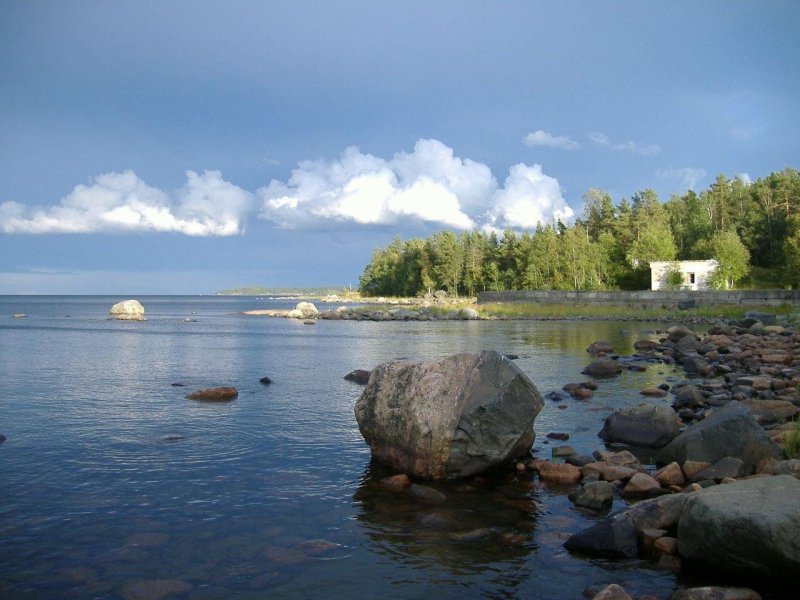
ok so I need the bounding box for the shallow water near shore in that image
[0,296,784,599]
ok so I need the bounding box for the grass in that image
[784,419,800,460]
[474,301,794,321]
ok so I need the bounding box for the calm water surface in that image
[0,296,711,599]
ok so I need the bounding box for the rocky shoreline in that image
[521,316,800,598]
[349,313,800,599]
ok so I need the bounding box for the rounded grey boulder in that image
[354,351,543,480]
[599,403,681,448]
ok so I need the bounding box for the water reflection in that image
[353,460,538,590]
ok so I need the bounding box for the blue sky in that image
[1,0,798,294]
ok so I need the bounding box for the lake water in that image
[0,296,744,599]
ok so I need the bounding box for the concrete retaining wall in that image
[477,289,800,308]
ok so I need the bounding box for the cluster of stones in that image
[244,301,482,321]
[528,312,800,589]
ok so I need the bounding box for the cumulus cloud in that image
[483,164,573,231]
[0,170,252,235]
[659,167,707,191]
[523,130,580,150]
[588,131,661,156]
[258,139,572,231]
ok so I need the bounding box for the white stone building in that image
[650,260,718,291]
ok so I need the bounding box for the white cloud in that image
[523,130,580,150]
[258,139,572,231]
[588,131,661,156]
[659,167,707,191]
[484,163,573,230]
[736,173,752,185]
[0,170,252,235]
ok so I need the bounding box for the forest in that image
[358,168,800,297]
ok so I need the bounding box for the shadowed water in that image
[0,296,712,598]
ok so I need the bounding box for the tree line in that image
[358,167,800,296]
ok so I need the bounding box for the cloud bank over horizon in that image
[0,170,253,236]
[0,139,575,236]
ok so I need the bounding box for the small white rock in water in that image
[108,299,146,321]
[11,313,26,318]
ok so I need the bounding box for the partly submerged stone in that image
[185,387,238,402]
[354,351,543,480]
[109,299,146,321]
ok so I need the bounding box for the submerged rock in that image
[108,299,146,321]
[185,387,238,402]
[354,351,543,480]
[582,359,623,378]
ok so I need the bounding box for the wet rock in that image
[11,313,26,318]
[563,513,638,558]
[640,387,668,397]
[658,402,785,475]
[666,325,695,342]
[379,474,411,491]
[185,387,238,402]
[546,432,570,440]
[633,339,659,351]
[533,460,582,484]
[582,359,623,378]
[551,445,576,458]
[680,356,711,376]
[678,475,800,579]
[673,386,706,409]
[409,483,447,504]
[259,376,272,385]
[587,341,614,354]
[343,369,371,385]
[109,299,146,321]
[654,462,685,487]
[569,480,614,511]
[669,587,763,600]
[354,351,542,480]
[621,472,663,497]
[296,538,340,556]
[598,404,681,448]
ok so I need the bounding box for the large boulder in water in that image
[677,475,800,579]
[658,402,784,474]
[109,299,146,321]
[354,351,543,480]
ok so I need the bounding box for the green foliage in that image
[784,420,800,460]
[357,167,799,297]
[708,230,750,290]
[664,264,685,290]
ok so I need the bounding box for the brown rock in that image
[683,460,712,480]
[655,462,685,487]
[536,460,582,484]
[621,472,662,497]
[640,387,668,397]
[185,386,238,402]
[380,474,411,492]
[669,586,763,600]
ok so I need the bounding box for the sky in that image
[1,0,798,294]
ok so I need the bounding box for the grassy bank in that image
[475,302,797,321]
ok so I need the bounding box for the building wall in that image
[650,260,718,291]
